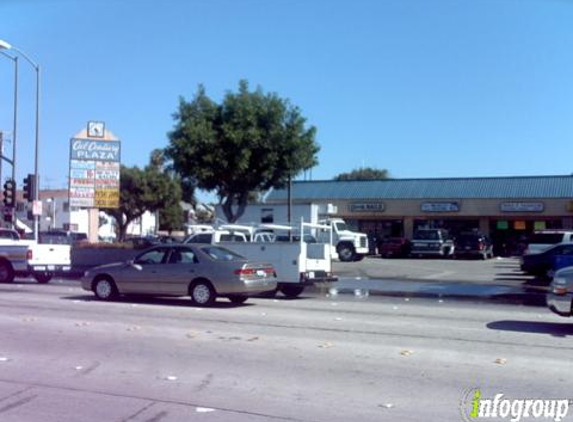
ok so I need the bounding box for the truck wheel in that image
[93,276,118,300]
[34,273,53,284]
[353,254,364,262]
[337,243,355,262]
[0,260,15,283]
[280,284,304,299]
[228,295,248,304]
[258,288,278,298]
[190,279,216,306]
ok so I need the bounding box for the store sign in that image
[69,127,121,209]
[349,202,385,213]
[32,200,42,217]
[497,220,509,230]
[500,202,544,213]
[70,139,121,161]
[420,202,460,213]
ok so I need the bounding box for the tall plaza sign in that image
[69,121,121,208]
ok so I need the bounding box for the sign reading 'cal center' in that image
[69,122,121,209]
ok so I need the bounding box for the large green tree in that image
[166,80,319,223]
[148,149,185,233]
[104,160,182,241]
[334,167,391,181]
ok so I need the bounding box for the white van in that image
[525,230,573,255]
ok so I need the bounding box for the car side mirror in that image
[128,260,143,271]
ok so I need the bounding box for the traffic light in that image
[3,208,12,223]
[3,179,16,207]
[23,174,37,202]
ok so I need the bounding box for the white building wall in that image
[214,203,324,225]
[15,189,157,241]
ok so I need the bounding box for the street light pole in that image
[0,39,40,240]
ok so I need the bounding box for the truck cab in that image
[317,218,369,262]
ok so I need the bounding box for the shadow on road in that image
[487,320,573,337]
[60,294,255,309]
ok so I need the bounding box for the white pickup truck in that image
[186,221,338,298]
[0,239,71,283]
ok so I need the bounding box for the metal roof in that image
[265,176,573,202]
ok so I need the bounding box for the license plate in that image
[308,272,315,279]
[256,270,266,277]
[465,246,471,250]
[47,265,55,271]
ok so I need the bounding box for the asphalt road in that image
[0,279,572,422]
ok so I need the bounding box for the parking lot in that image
[333,255,532,284]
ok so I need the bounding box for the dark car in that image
[125,236,161,249]
[0,228,20,240]
[378,237,412,258]
[520,243,573,279]
[454,232,493,260]
[410,229,455,258]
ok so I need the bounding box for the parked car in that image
[81,244,277,306]
[547,265,573,317]
[70,232,88,244]
[520,243,573,278]
[124,236,161,249]
[39,230,88,245]
[525,230,573,255]
[453,232,493,260]
[410,229,455,258]
[0,229,20,241]
[377,237,411,258]
[184,230,247,244]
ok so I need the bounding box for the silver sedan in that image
[81,244,277,306]
[547,265,573,317]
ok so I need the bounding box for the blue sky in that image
[1,0,573,201]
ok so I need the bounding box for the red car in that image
[378,237,412,258]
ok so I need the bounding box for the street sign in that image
[32,200,42,216]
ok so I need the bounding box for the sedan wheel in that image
[94,277,117,300]
[191,281,216,306]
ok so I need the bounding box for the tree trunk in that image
[233,192,249,223]
[221,195,234,223]
[221,192,249,223]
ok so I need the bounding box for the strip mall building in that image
[265,175,573,255]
